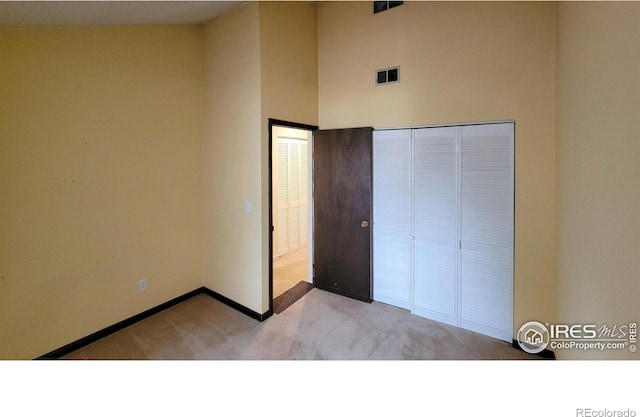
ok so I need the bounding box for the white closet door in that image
[459,123,514,342]
[277,141,290,256]
[288,142,301,251]
[300,142,309,246]
[371,123,514,343]
[276,138,309,257]
[373,129,412,309]
[412,127,458,326]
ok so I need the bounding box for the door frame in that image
[268,119,318,314]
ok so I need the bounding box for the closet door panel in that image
[373,229,411,309]
[275,138,309,256]
[288,142,301,250]
[460,124,513,247]
[373,130,412,233]
[412,127,457,323]
[300,142,309,245]
[459,123,514,342]
[414,127,458,240]
[277,141,290,256]
[372,129,411,308]
[413,238,457,325]
[460,242,513,341]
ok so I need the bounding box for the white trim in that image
[374,119,516,131]
[307,130,314,284]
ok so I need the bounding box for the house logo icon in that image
[517,321,549,354]
[525,329,543,345]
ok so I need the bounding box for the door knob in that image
[361,220,369,228]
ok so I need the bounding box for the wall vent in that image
[376,66,400,86]
[374,1,404,14]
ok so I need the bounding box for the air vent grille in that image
[374,1,404,14]
[376,66,400,86]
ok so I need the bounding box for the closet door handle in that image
[361,220,369,228]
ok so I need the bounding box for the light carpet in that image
[63,288,538,360]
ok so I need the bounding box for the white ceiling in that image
[0,1,247,27]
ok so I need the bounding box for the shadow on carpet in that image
[273,281,314,314]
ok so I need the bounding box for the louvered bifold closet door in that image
[372,129,412,309]
[300,141,309,246]
[288,141,301,251]
[277,141,290,256]
[276,138,309,257]
[412,127,458,326]
[459,123,514,342]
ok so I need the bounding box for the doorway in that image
[269,119,317,314]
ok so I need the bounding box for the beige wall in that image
[0,26,204,359]
[202,2,264,314]
[556,2,640,359]
[202,2,318,315]
[260,1,319,311]
[318,1,557,336]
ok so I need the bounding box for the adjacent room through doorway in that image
[269,120,316,313]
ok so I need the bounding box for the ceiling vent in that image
[376,66,400,86]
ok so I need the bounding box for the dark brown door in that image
[313,127,373,302]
